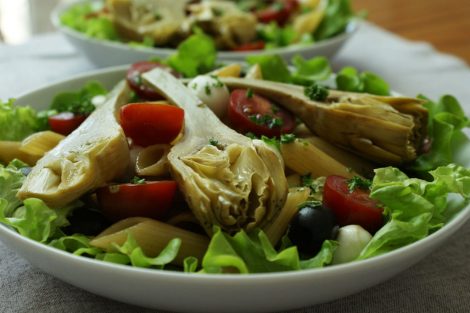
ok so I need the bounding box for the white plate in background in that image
[51,0,359,68]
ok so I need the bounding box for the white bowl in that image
[1,66,470,312]
[51,0,359,68]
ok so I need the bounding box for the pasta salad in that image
[1,33,470,274]
[60,0,356,51]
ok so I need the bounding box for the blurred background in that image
[0,0,469,63]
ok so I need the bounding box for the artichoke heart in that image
[181,143,279,232]
[107,0,189,45]
[185,1,257,49]
[221,78,428,165]
[143,69,288,235]
[17,82,131,208]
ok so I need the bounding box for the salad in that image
[60,0,356,51]
[1,33,470,274]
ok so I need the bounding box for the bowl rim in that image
[50,0,360,58]
[4,64,470,282]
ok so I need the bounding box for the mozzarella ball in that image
[332,225,372,264]
[188,75,230,118]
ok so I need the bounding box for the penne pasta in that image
[264,187,311,245]
[209,64,242,78]
[135,144,171,176]
[0,131,64,165]
[166,211,200,227]
[293,0,326,40]
[90,217,209,266]
[20,131,65,160]
[305,136,377,177]
[244,64,263,80]
[0,141,31,164]
[281,138,356,179]
[293,123,314,138]
[286,174,302,188]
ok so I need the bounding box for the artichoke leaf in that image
[17,81,131,208]
[220,78,428,165]
[107,0,189,44]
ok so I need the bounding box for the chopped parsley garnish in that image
[261,136,280,151]
[50,81,107,115]
[205,84,212,96]
[280,133,296,144]
[249,114,283,129]
[245,132,258,139]
[246,88,254,98]
[209,75,224,88]
[301,174,324,194]
[347,176,372,192]
[304,82,329,101]
[131,176,146,185]
[209,138,219,146]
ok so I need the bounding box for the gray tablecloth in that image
[1,22,470,312]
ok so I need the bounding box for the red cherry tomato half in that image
[120,103,184,147]
[48,112,87,135]
[232,41,266,52]
[96,181,177,222]
[323,176,384,233]
[256,0,299,25]
[126,61,181,101]
[228,89,295,137]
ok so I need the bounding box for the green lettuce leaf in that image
[183,256,199,273]
[291,55,332,85]
[60,3,118,41]
[246,54,291,83]
[49,234,103,256]
[257,23,297,48]
[358,164,470,259]
[201,227,336,274]
[110,233,181,268]
[246,54,332,86]
[0,160,27,216]
[0,198,74,243]
[314,0,354,40]
[410,95,470,173]
[0,99,43,141]
[50,81,107,115]
[358,213,432,259]
[167,30,217,78]
[335,66,390,95]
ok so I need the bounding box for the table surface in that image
[353,0,470,65]
[1,17,470,313]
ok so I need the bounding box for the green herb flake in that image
[131,176,146,185]
[269,117,283,129]
[300,174,325,198]
[246,88,254,99]
[245,132,258,139]
[280,133,296,144]
[205,84,212,96]
[209,75,224,88]
[347,176,372,192]
[209,138,219,146]
[304,83,329,101]
[249,114,284,129]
